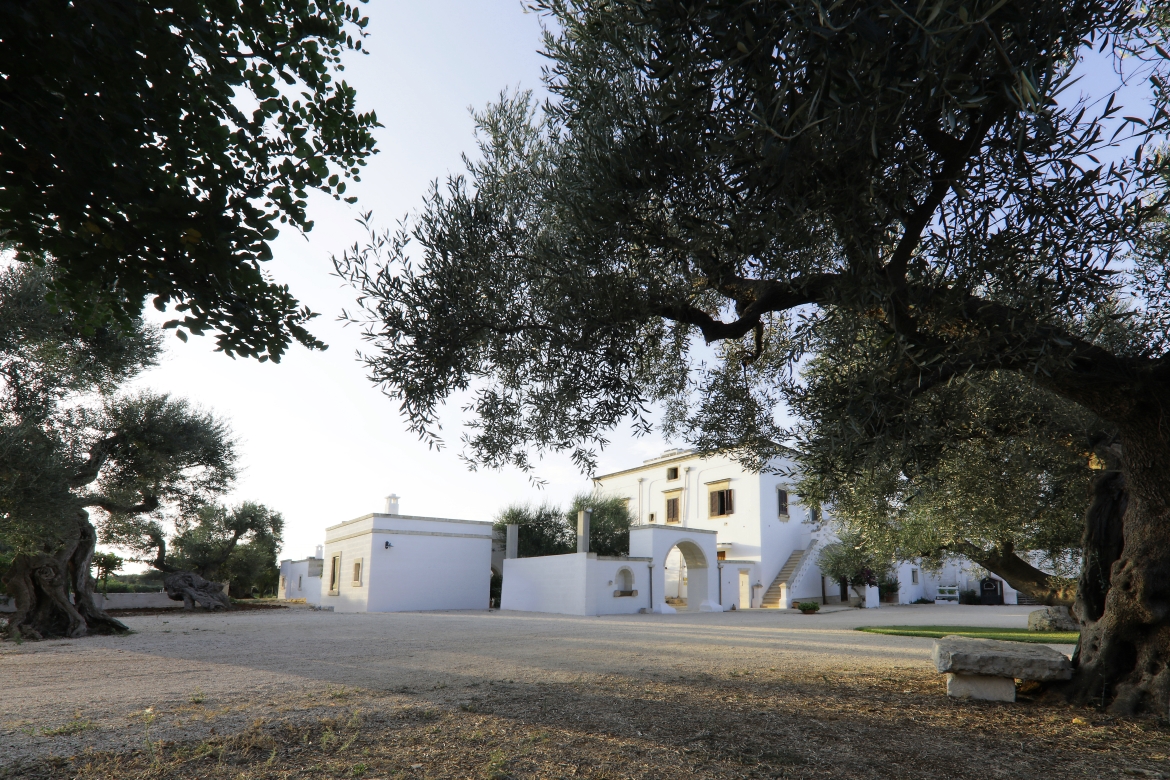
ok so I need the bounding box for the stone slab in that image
[1028,606,1077,632]
[932,635,1073,681]
[945,672,1016,702]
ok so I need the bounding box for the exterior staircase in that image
[761,549,805,608]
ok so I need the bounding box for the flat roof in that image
[324,512,493,533]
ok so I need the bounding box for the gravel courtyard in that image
[2,605,1166,779]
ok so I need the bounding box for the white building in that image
[321,495,494,613]
[591,449,838,611]
[279,546,324,606]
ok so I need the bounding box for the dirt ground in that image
[1,605,1167,779]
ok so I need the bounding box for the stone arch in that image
[668,540,709,612]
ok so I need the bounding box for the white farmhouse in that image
[593,449,838,611]
[279,546,324,606]
[321,495,494,613]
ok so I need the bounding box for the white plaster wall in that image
[592,557,652,615]
[502,553,590,614]
[322,517,375,613]
[91,592,179,610]
[323,513,493,613]
[896,562,927,604]
[501,554,652,615]
[279,558,323,605]
[366,530,491,612]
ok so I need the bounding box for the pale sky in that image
[120,2,675,566]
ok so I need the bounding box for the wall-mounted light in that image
[384,540,393,549]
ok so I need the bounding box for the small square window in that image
[648,512,656,523]
[666,466,679,480]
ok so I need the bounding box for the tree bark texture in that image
[2,513,127,640]
[1065,406,1170,715]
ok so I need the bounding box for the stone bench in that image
[932,635,1073,702]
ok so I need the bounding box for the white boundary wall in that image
[501,553,651,616]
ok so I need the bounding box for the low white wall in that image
[92,591,179,610]
[502,553,590,615]
[501,553,652,616]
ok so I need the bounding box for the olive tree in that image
[0,265,237,638]
[336,1,1170,713]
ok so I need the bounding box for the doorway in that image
[739,570,751,609]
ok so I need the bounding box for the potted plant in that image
[796,601,820,614]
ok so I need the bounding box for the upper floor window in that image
[666,466,679,480]
[709,488,734,517]
[666,496,680,523]
[777,489,789,516]
[352,558,363,586]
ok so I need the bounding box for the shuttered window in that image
[709,488,734,517]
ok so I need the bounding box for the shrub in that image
[959,589,981,605]
[796,601,820,613]
[913,597,934,605]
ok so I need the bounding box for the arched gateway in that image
[629,525,722,613]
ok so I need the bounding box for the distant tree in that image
[492,503,574,558]
[91,552,123,597]
[566,493,632,557]
[105,501,283,603]
[0,0,379,360]
[817,534,892,600]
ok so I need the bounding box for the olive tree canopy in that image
[336,1,1170,714]
[0,0,379,360]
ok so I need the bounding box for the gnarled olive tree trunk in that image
[1065,412,1170,714]
[2,512,127,640]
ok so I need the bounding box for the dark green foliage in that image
[164,503,284,594]
[0,263,236,554]
[0,0,379,361]
[492,503,573,558]
[817,532,892,598]
[566,493,632,557]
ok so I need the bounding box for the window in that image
[352,558,363,586]
[709,488,734,517]
[808,505,821,524]
[665,496,680,523]
[328,554,342,595]
[717,550,726,561]
[666,466,679,480]
[648,512,656,523]
[911,569,919,585]
[777,489,789,516]
[297,575,302,591]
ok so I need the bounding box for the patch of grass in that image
[41,713,93,737]
[188,688,205,704]
[856,625,1079,643]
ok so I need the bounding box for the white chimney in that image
[384,494,400,515]
[314,545,323,559]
